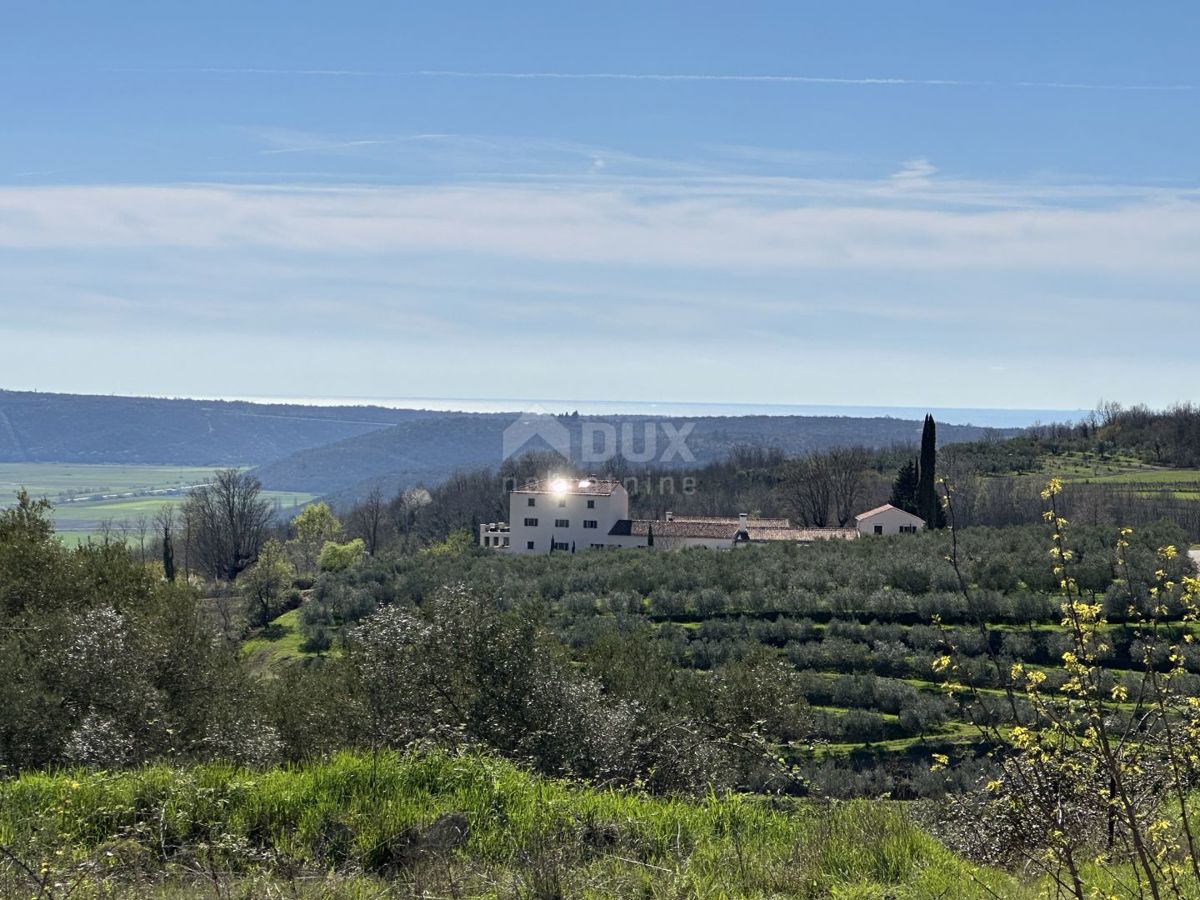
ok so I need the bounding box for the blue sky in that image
[2,2,1199,410]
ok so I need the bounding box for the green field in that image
[1039,450,1149,479]
[1039,452,1200,498]
[0,462,315,544]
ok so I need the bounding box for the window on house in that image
[555,518,569,528]
[587,499,595,508]
[874,525,884,535]
[503,537,509,546]
[899,524,917,534]
[524,517,538,527]
[553,541,570,551]
[590,543,605,550]
[526,540,535,550]
[527,497,536,507]
[583,520,598,529]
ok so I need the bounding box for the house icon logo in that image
[502,406,572,462]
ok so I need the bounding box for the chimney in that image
[665,510,674,522]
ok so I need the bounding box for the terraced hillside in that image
[265,519,1195,797]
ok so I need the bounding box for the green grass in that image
[1084,468,1200,484]
[813,724,981,759]
[0,462,314,544]
[0,750,1024,899]
[241,607,321,666]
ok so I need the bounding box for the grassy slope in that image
[240,607,336,669]
[0,750,1024,899]
[241,607,307,664]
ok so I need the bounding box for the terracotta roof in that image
[609,519,736,538]
[854,503,924,522]
[512,477,623,496]
[667,516,791,527]
[608,516,851,542]
[746,526,858,542]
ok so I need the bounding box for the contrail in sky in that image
[416,69,1197,91]
[120,67,1200,91]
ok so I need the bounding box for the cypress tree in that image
[890,459,919,515]
[163,530,176,582]
[916,414,944,528]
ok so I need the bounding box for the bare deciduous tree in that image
[183,469,274,581]
[783,454,831,527]
[828,447,870,527]
[348,485,388,556]
[96,517,129,547]
[133,514,149,564]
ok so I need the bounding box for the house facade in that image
[854,503,925,536]
[480,477,634,554]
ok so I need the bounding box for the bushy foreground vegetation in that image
[0,749,1022,899]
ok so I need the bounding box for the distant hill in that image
[0,391,434,465]
[255,412,1014,502]
[0,390,1019,501]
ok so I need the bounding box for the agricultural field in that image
[1037,451,1200,498]
[1038,449,1151,480]
[0,462,315,544]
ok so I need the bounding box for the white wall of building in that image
[855,505,925,536]
[506,483,631,554]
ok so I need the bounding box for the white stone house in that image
[480,477,859,554]
[480,477,634,554]
[854,503,925,536]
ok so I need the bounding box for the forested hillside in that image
[255,411,1008,500]
[0,390,429,465]
[944,402,1200,474]
[0,391,1011,499]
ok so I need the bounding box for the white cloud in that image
[1,176,1198,275]
[890,158,938,188]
